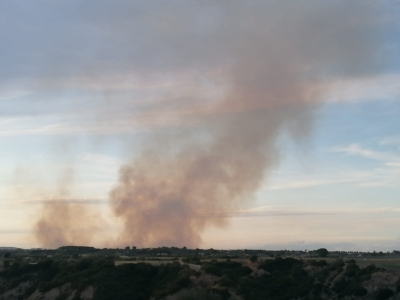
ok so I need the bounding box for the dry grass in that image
[114,257,400,272]
[354,259,400,271]
[114,260,201,271]
[115,260,168,266]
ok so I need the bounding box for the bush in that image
[354,287,368,297]
[316,248,328,258]
[359,264,376,276]
[202,265,222,277]
[250,255,258,263]
[182,256,202,265]
[218,275,236,287]
[332,277,348,293]
[376,288,394,300]
[310,260,327,267]
[176,289,223,300]
[3,260,11,268]
[344,263,359,277]
[259,257,302,273]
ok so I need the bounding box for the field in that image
[300,257,400,271]
[114,257,400,273]
[115,259,202,271]
[354,258,400,270]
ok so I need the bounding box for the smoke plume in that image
[30,1,385,247]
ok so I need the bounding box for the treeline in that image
[2,246,326,259]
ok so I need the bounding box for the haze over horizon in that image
[1,1,400,252]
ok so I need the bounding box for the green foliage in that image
[358,264,376,277]
[354,286,368,297]
[0,256,394,300]
[376,288,394,300]
[0,258,192,300]
[176,289,223,300]
[250,255,258,263]
[309,260,327,267]
[3,260,11,268]
[182,256,202,265]
[202,261,252,280]
[316,248,328,258]
[258,257,302,273]
[344,262,360,277]
[202,264,222,277]
[238,258,315,300]
[329,259,345,271]
[218,275,236,287]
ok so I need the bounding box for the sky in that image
[1,1,400,251]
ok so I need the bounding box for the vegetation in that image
[0,258,194,300]
[316,248,328,258]
[1,248,400,300]
[249,255,258,263]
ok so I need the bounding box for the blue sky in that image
[0,1,400,250]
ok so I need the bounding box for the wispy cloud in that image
[0,88,31,101]
[266,177,363,190]
[331,143,399,162]
[261,142,400,191]
[15,199,108,205]
[380,136,400,147]
[327,143,400,188]
[325,73,400,103]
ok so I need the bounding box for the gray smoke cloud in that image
[4,1,385,247]
[107,1,384,247]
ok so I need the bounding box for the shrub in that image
[202,265,222,277]
[376,288,394,300]
[354,287,367,297]
[316,248,328,258]
[250,255,258,263]
[176,289,223,300]
[344,263,359,277]
[259,257,302,273]
[218,275,236,287]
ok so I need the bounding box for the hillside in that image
[1,257,400,300]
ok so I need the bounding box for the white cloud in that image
[331,143,399,162]
[380,136,400,146]
[261,143,400,192]
[81,153,121,166]
[0,88,31,101]
[325,73,400,103]
[326,143,400,188]
[266,177,362,191]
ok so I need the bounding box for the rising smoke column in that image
[109,1,382,247]
[35,201,97,248]
[29,0,384,247]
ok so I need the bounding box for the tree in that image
[316,248,328,258]
[3,260,11,268]
[250,255,258,263]
[4,252,11,258]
